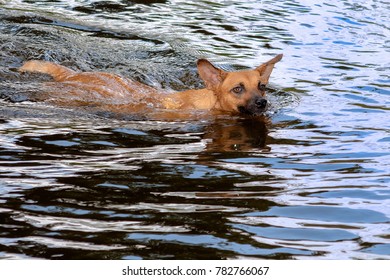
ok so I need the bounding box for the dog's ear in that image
[197,59,227,90]
[256,54,283,84]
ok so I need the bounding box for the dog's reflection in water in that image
[204,116,270,152]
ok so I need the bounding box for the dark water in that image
[0,0,389,259]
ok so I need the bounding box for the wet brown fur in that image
[19,54,282,116]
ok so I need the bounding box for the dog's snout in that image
[255,98,267,109]
[238,97,269,116]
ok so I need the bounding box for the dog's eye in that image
[258,83,266,91]
[232,85,244,94]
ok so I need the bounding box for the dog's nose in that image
[255,98,267,109]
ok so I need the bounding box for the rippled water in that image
[0,0,389,259]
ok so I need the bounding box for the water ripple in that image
[1,0,389,259]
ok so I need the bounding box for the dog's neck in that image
[162,88,219,110]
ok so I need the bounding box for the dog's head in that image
[197,54,282,116]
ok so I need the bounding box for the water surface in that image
[0,0,389,259]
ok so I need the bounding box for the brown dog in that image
[19,54,282,116]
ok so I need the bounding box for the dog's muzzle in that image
[238,97,268,116]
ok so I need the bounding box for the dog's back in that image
[20,60,158,99]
